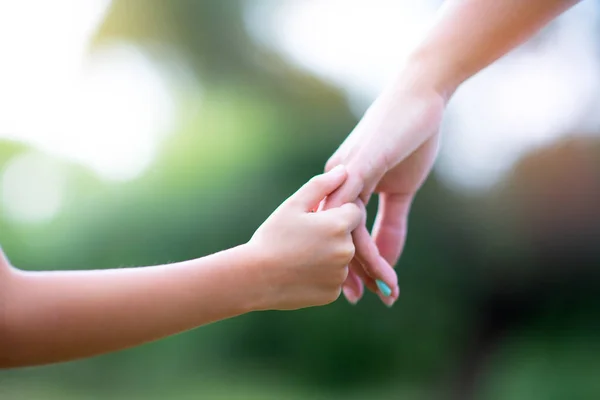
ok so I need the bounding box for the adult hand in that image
[324,80,446,305]
[322,0,578,306]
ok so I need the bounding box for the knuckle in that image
[332,242,354,264]
[351,204,362,220]
[325,156,340,172]
[345,202,360,214]
[344,243,356,261]
[329,220,348,235]
[345,204,362,224]
[354,164,371,187]
[338,266,349,283]
[323,287,342,305]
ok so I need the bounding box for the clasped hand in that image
[322,83,446,307]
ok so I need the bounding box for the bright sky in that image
[0,0,174,222]
[0,0,173,180]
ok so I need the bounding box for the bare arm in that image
[0,166,361,368]
[403,0,581,99]
[327,0,581,305]
[0,245,263,368]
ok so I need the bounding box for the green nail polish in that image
[376,280,391,297]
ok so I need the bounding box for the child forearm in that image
[0,166,361,368]
[1,244,265,368]
[400,0,579,99]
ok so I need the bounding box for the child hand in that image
[249,165,362,310]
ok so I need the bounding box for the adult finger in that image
[372,193,412,268]
[341,263,364,305]
[321,169,365,210]
[348,258,378,294]
[349,199,399,298]
[352,223,399,299]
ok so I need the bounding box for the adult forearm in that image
[1,245,264,368]
[399,0,580,99]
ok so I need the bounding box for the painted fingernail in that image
[376,280,392,297]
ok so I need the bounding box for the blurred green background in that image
[1,1,600,399]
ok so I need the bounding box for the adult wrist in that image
[390,49,461,103]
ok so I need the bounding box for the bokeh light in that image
[1,152,66,223]
[0,0,174,184]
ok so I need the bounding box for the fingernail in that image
[376,280,392,297]
[343,287,358,305]
[378,292,396,308]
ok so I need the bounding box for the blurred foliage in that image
[1,1,599,399]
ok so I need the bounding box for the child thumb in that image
[289,165,347,211]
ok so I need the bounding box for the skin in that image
[325,0,582,305]
[0,166,361,368]
[0,0,582,369]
